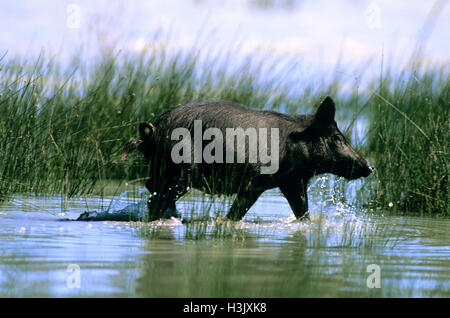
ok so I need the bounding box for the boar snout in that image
[346,158,374,179]
[360,163,375,178]
[365,165,376,176]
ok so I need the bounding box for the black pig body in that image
[134,97,374,221]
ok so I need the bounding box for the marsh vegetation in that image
[0,35,448,297]
[0,45,447,216]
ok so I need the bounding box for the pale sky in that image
[1,0,448,82]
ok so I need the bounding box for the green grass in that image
[0,48,334,200]
[0,46,448,215]
[366,66,449,215]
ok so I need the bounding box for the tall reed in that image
[366,66,449,215]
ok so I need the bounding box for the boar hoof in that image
[297,212,310,221]
[161,207,181,219]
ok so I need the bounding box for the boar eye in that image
[289,130,304,142]
[334,134,347,143]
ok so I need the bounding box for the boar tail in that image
[121,138,142,160]
[121,122,155,160]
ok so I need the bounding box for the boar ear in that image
[139,122,154,141]
[315,96,335,127]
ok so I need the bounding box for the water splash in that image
[77,188,150,221]
[73,175,378,248]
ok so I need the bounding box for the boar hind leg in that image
[146,176,187,220]
[279,178,309,219]
[226,188,264,221]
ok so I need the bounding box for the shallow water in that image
[0,179,449,297]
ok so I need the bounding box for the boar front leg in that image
[226,187,264,221]
[279,178,309,219]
